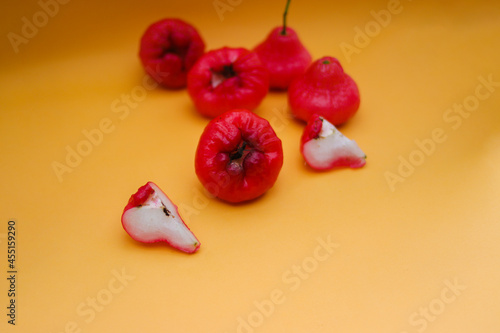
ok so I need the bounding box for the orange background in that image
[1,0,500,332]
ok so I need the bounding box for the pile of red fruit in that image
[122,1,367,253]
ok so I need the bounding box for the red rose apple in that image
[195,109,283,203]
[254,0,312,90]
[289,56,360,125]
[301,114,366,170]
[187,47,269,118]
[139,18,205,89]
[121,181,201,253]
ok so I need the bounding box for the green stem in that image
[281,0,292,35]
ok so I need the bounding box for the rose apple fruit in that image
[139,18,205,89]
[301,114,366,170]
[121,181,201,253]
[195,109,283,203]
[289,56,360,125]
[254,0,312,90]
[187,47,269,118]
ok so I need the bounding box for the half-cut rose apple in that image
[121,182,200,253]
[301,114,366,170]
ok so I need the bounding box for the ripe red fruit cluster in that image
[123,1,369,254]
[136,1,365,204]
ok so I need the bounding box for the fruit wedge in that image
[301,114,366,170]
[121,182,200,254]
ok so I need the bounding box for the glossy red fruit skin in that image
[139,18,205,89]
[300,113,323,147]
[254,26,312,90]
[195,109,283,203]
[123,182,155,212]
[288,57,360,125]
[187,47,269,118]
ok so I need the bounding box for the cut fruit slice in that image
[301,114,366,170]
[121,182,200,254]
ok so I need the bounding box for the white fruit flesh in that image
[303,118,366,169]
[211,72,225,88]
[122,183,200,253]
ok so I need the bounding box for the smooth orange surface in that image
[1,0,500,332]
